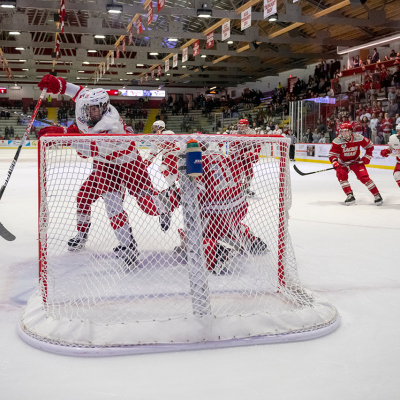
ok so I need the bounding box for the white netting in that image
[21,134,338,352]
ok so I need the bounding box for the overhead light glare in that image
[337,32,400,55]
[167,73,171,76]
[136,63,144,66]
[210,86,216,90]
[227,41,233,44]
[9,31,21,35]
[197,3,212,18]
[168,38,178,42]
[268,13,278,22]
[16,47,25,50]
[155,78,159,80]
[19,59,27,62]
[182,65,187,68]
[78,70,85,73]
[150,52,159,55]
[22,68,29,70]
[88,50,97,53]
[106,4,123,14]
[1,0,16,8]
[94,35,106,39]
[201,54,207,58]
[126,72,133,74]
[83,61,90,64]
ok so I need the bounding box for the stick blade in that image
[293,165,307,176]
[0,223,16,241]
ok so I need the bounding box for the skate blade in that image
[68,244,85,251]
[345,201,355,206]
[375,200,383,206]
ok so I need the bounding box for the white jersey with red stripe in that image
[66,83,138,165]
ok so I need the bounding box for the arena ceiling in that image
[0,0,400,88]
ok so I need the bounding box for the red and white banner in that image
[136,16,143,35]
[111,51,114,65]
[222,20,230,41]
[116,45,120,59]
[55,34,60,60]
[140,77,143,85]
[206,31,214,49]
[122,36,126,53]
[59,0,66,34]
[106,55,110,70]
[157,64,162,76]
[145,73,148,82]
[173,53,178,68]
[165,59,170,72]
[241,7,252,30]
[182,47,188,63]
[128,27,133,45]
[151,69,155,80]
[158,0,165,12]
[147,4,153,26]
[193,39,199,57]
[264,0,277,19]
[102,63,106,75]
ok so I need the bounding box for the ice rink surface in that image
[0,148,399,400]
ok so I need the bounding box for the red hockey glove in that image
[37,126,65,138]
[67,124,80,134]
[38,74,67,94]
[361,156,370,165]
[332,160,340,169]
[380,148,391,158]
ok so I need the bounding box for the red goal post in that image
[19,133,339,356]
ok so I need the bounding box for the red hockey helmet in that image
[238,118,249,133]
[340,122,353,140]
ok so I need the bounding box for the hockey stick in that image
[0,89,47,201]
[293,164,334,176]
[0,222,16,241]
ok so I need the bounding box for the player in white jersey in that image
[380,124,400,188]
[38,75,178,267]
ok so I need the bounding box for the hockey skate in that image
[245,188,256,197]
[249,237,268,255]
[374,193,383,206]
[114,240,139,268]
[68,224,90,251]
[159,213,171,232]
[344,193,356,206]
[211,244,231,276]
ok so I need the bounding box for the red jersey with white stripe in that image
[329,133,374,166]
[380,118,393,135]
[352,121,362,134]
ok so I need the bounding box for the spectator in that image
[0,109,5,119]
[390,49,397,60]
[393,66,400,89]
[361,117,371,139]
[9,126,14,138]
[318,133,326,143]
[4,126,10,139]
[388,100,399,118]
[312,129,320,143]
[370,113,379,144]
[14,134,21,140]
[388,87,397,103]
[371,48,379,64]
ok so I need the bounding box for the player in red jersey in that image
[329,122,383,205]
[38,74,178,267]
[175,148,268,274]
[380,124,400,188]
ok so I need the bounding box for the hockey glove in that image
[361,156,370,165]
[37,126,66,137]
[67,124,80,134]
[332,160,340,169]
[380,148,391,157]
[38,74,67,95]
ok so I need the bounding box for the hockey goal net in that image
[20,134,338,355]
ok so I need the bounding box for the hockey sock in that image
[364,179,379,196]
[76,211,91,233]
[103,191,132,247]
[340,180,352,195]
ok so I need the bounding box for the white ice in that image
[0,149,399,400]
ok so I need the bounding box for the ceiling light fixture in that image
[182,65,187,68]
[126,72,133,74]
[168,38,178,42]
[201,54,207,58]
[83,61,90,64]
[9,31,21,35]
[150,52,159,55]
[88,50,97,53]
[227,41,233,44]
[78,70,85,73]
[268,13,278,22]
[22,68,29,71]
[136,63,144,66]
[337,32,400,55]
[0,0,16,8]
[197,3,212,18]
[16,47,25,50]
[106,4,123,14]
[94,35,106,39]
[18,59,27,62]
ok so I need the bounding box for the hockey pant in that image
[393,162,400,188]
[335,163,379,196]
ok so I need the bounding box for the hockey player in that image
[38,74,178,267]
[142,120,180,231]
[380,124,400,188]
[329,122,383,206]
[176,148,268,274]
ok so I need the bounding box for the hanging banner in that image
[99,67,102,79]
[222,20,230,41]
[136,16,143,35]
[106,55,110,70]
[140,76,143,85]
[122,36,126,53]
[158,0,165,12]
[147,4,153,26]
[193,40,199,57]
[264,0,277,19]
[241,7,252,30]
[111,51,115,65]
[182,47,188,63]
[145,73,148,82]
[157,64,162,76]
[151,69,155,80]
[103,63,106,75]
[173,53,178,68]
[128,27,133,45]
[116,45,120,59]
[206,31,214,49]
[165,59,170,72]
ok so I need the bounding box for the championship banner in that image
[103,62,106,75]
[136,16,143,35]
[206,31,214,49]
[222,20,230,41]
[182,47,188,63]
[122,36,126,53]
[147,4,153,26]
[116,45,120,59]
[165,59,170,72]
[99,67,102,79]
[193,39,199,57]
[264,0,277,19]
[157,64,162,76]
[55,34,60,60]
[145,73,148,82]
[173,53,178,68]
[111,51,115,65]
[158,0,165,12]
[140,76,143,85]
[128,27,133,45]
[106,55,110,70]
[151,69,155,80]
[60,0,66,34]
[241,7,252,30]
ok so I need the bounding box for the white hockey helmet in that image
[152,120,165,133]
[78,88,110,127]
[388,132,400,151]
[396,123,400,132]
